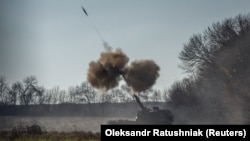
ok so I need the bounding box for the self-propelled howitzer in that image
[107,94,174,125]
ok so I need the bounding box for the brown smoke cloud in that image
[87,45,160,93]
[124,60,160,92]
[87,48,129,91]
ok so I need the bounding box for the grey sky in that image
[1,0,250,90]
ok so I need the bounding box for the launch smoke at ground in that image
[87,45,160,93]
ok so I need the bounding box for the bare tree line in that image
[0,75,167,105]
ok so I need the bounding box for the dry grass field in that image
[0,116,133,133]
[0,116,134,141]
[0,130,100,141]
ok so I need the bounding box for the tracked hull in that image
[107,108,173,125]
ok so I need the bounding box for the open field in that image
[0,116,134,133]
[0,116,135,141]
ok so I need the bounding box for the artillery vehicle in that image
[107,94,174,125]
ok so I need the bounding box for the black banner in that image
[101,125,250,141]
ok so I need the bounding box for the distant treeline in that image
[0,76,166,106]
[0,102,166,117]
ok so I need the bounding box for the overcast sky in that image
[1,0,250,91]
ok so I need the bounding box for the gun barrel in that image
[120,73,146,110]
[133,94,146,110]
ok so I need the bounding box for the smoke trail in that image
[103,41,112,52]
[91,22,105,43]
[81,6,105,45]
